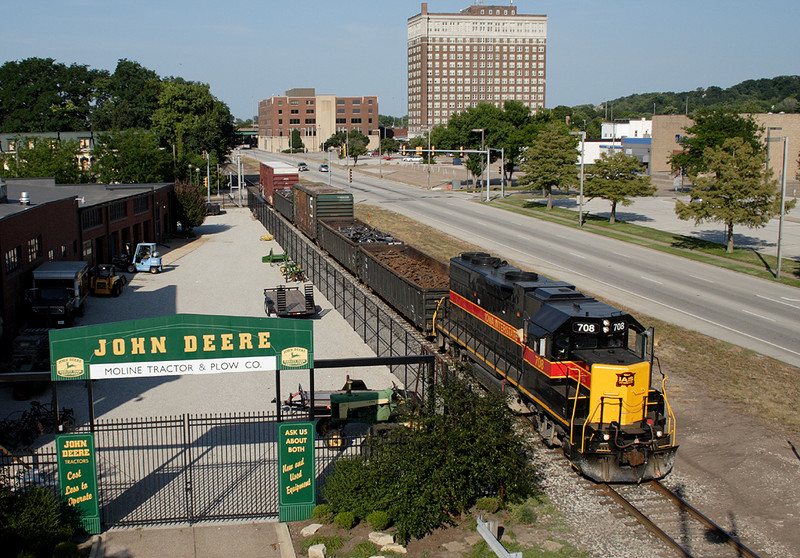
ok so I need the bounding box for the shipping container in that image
[317,218,399,277]
[293,183,353,240]
[358,244,449,333]
[259,161,299,206]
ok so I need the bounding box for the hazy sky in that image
[4,1,798,120]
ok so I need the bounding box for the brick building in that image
[651,113,800,188]
[258,88,380,153]
[407,2,547,135]
[0,177,174,341]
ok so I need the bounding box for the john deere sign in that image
[49,314,314,381]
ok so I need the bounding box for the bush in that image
[322,376,539,545]
[365,510,391,531]
[311,504,333,523]
[333,511,356,530]
[0,486,83,558]
[52,541,79,558]
[475,497,501,514]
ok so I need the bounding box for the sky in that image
[4,0,799,120]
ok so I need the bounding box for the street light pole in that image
[776,137,789,280]
[570,131,586,227]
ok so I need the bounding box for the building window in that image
[110,200,127,221]
[133,196,149,215]
[290,100,299,105]
[5,246,20,274]
[82,240,93,261]
[81,207,102,230]
[352,99,361,105]
[27,236,42,263]
[48,249,54,261]
[291,109,299,114]
[336,118,346,124]
[306,100,314,105]
[351,118,362,124]
[289,118,300,124]
[337,100,345,105]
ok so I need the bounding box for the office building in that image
[407,2,547,135]
[258,88,379,153]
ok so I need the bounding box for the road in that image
[248,151,800,369]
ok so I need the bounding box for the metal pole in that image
[776,137,788,279]
[579,134,585,227]
[206,152,211,204]
[500,147,505,198]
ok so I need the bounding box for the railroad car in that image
[433,252,677,483]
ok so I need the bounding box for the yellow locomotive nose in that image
[589,361,650,426]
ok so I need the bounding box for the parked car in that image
[298,162,309,171]
[318,164,329,172]
[382,155,394,160]
[402,156,423,163]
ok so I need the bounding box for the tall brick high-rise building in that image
[407,2,547,135]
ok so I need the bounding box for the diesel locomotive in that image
[433,252,677,483]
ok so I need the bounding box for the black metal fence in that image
[1,411,368,527]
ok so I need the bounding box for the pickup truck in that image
[26,261,89,327]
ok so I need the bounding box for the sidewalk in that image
[98,521,294,558]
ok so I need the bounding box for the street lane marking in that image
[612,251,632,259]
[569,253,586,259]
[756,294,800,311]
[640,276,663,285]
[689,274,715,284]
[743,310,776,322]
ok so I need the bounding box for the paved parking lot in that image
[4,206,397,422]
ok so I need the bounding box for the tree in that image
[518,122,579,210]
[289,129,304,153]
[150,78,236,163]
[585,151,655,223]
[675,137,793,253]
[0,57,103,132]
[92,59,162,131]
[1,136,87,183]
[380,137,398,154]
[669,109,762,177]
[174,180,206,231]
[325,130,370,165]
[321,376,537,544]
[92,129,173,183]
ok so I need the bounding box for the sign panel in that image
[56,434,100,534]
[49,314,314,381]
[278,422,315,522]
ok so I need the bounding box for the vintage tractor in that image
[89,264,126,296]
[277,377,411,448]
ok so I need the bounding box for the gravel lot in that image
[5,206,397,421]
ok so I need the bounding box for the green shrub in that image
[333,511,356,530]
[508,500,538,524]
[349,541,381,557]
[366,510,391,531]
[0,486,82,558]
[52,541,79,558]
[475,497,501,514]
[312,504,333,523]
[298,535,343,554]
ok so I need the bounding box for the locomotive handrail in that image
[659,373,677,443]
[431,296,448,337]
[566,361,589,452]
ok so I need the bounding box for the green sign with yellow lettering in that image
[278,422,315,521]
[56,434,100,534]
[49,314,314,381]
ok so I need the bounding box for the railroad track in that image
[601,481,761,558]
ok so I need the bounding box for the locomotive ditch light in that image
[656,430,663,438]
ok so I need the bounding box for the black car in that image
[298,162,309,171]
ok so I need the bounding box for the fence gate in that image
[90,412,282,526]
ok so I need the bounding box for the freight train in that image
[254,172,677,482]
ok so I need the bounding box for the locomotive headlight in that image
[603,319,610,326]
[656,430,663,438]
[603,433,611,441]
[603,326,610,333]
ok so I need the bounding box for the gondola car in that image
[433,252,677,483]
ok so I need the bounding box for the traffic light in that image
[343,143,347,157]
[401,144,406,155]
[416,146,422,155]
[348,168,353,183]
[460,146,464,157]
[203,177,208,189]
